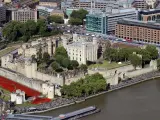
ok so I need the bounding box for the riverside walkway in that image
[10,71,160,114]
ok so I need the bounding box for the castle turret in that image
[93,37,98,61]
[82,43,87,64]
[47,85,55,99]
[31,62,37,78]
[93,37,97,45]
[25,60,32,78]
[47,40,53,56]
[42,83,49,95]
[62,36,68,49]
[73,33,78,42]
[16,95,23,104]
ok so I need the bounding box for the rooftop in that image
[87,8,136,17]
[39,0,60,2]
[67,42,94,47]
[138,9,160,15]
[117,19,160,30]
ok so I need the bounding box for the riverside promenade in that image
[13,71,160,114]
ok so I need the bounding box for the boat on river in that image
[53,106,100,120]
[5,106,100,120]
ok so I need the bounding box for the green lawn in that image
[0,87,11,101]
[89,60,129,70]
[0,47,18,57]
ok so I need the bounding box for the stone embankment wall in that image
[88,60,157,85]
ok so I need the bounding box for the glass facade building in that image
[86,14,106,34]
[86,8,137,34]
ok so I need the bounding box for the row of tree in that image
[47,15,64,24]
[36,46,88,74]
[2,19,62,42]
[61,73,107,97]
[69,9,88,25]
[103,45,158,69]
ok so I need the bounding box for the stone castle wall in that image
[0,68,43,92]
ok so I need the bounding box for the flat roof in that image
[117,19,160,30]
[138,9,160,15]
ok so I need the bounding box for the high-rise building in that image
[0,4,6,25]
[115,19,160,43]
[132,0,157,9]
[75,0,113,9]
[11,8,37,22]
[86,8,137,34]
[39,0,60,8]
[36,5,54,18]
[132,0,148,9]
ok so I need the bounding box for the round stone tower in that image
[47,40,53,56]
[82,43,87,64]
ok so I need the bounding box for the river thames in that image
[38,79,160,120]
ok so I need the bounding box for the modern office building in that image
[115,19,160,43]
[132,0,157,9]
[0,4,6,25]
[36,5,54,18]
[39,0,60,8]
[86,8,137,34]
[19,0,39,9]
[138,9,160,21]
[61,0,75,10]
[132,0,148,9]
[11,8,37,22]
[37,6,64,18]
[75,0,111,9]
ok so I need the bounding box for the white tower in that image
[11,93,17,102]
[47,85,55,99]
[16,95,23,104]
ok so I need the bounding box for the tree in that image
[70,8,88,20]
[47,15,64,24]
[39,25,47,36]
[51,61,59,71]
[69,18,82,25]
[62,58,70,68]
[146,45,158,60]
[55,46,68,58]
[139,49,151,66]
[129,54,142,70]
[61,73,106,97]
[80,64,88,75]
[25,20,37,37]
[70,60,79,69]
[43,52,50,63]
[103,48,118,61]
[55,55,64,65]
[118,48,129,62]
[2,21,20,41]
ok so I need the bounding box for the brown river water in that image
[36,79,160,120]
